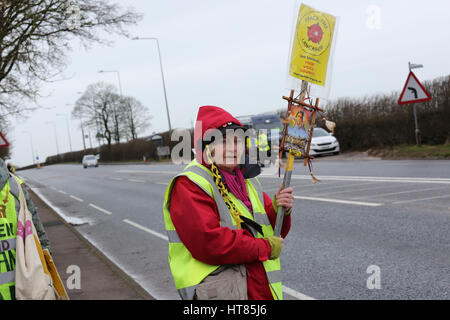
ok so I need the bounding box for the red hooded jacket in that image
[169,106,290,300]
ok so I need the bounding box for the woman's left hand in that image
[275,184,294,210]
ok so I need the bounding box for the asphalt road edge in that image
[27,185,155,300]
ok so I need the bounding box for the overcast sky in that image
[7,0,450,166]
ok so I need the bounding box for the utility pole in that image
[57,113,73,152]
[45,121,60,154]
[80,120,86,150]
[132,36,172,132]
[22,131,35,165]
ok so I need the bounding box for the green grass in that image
[369,144,450,159]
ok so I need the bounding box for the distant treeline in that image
[316,74,450,150]
[25,74,450,167]
[44,129,194,165]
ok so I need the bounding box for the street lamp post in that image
[45,121,60,154]
[98,70,123,96]
[409,62,424,146]
[57,113,73,152]
[132,36,172,132]
[80,120,86,150]
[22,131,35,165]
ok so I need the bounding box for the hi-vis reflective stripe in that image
[178,285,196,301]
[0,239,16,253]
[166,230,181,243]
[267,270,283,284]
[253,211,271,227]
[0,271,14,285]
[181,165,236,230]
[8,176,20,214]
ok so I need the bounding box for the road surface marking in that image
[352,186,449,200]
[320,183,393,196]
[58,190,67,195]
[70,195,84,202]
[392,194,450,204]
[261,174,450,184]
[111,177,123,181]
[294,195,383,207]
[122,219,168,241]
[155,182,169,186]
[121,218,316,300]
[89,203,112,215]
[128,179,145,183]
[116,170,177,175]
[282,285,316,300]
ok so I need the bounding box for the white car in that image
[309,127,340,156]
[82,154,99,168]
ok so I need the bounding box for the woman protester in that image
[163,106,294,300]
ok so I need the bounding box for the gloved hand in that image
[265,236,284,260]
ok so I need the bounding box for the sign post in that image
[0,131,9,148]
[274,3,337,236]
[398,63,431,146]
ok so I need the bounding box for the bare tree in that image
[73,82,152,147]
[72,81,119,147]
[120,96,151,141]
[0,0,142,117]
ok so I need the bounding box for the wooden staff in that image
[274,81,308,237]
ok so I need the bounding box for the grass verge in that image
[368,144,450,159]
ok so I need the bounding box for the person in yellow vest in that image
[257,132,270,153]
[0,157,51,300]
[163,106,294,300]
[256,131,270,167]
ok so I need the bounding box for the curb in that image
[28,186,155,300]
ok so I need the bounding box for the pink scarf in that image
[219,167,253,212]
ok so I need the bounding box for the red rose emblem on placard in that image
[307,23,323,44]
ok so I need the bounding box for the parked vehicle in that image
[236,114,283,147]
[82,154,99,168]
[309,127,340,156]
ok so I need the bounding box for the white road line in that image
[128,179,145,183]
[121,218,315,300]
[294,195,383,207]
[263,181,378,195]
[111,177,123,181]
[58,190,67,195]
[89,203,112,215]
[155,182,169,186]
[282,285,316,300]
[116,170,177,175]
[320,183,392,196]
[392,194,450,204]
[261,174,450,184]
[70,195,84,202]
[352,186,449,200]
[122,219,168,241]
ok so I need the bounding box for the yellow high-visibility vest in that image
[257,133,269,151]
[163,160,283,300]
[0,176,21,300]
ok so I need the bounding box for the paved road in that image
[18,159,450,299]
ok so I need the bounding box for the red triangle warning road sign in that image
[398,71,432,105]
[0,131,9,148]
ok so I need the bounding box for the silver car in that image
[309,127,340,156]
[82,154,99,168]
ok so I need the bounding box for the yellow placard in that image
[289,4,336,87]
